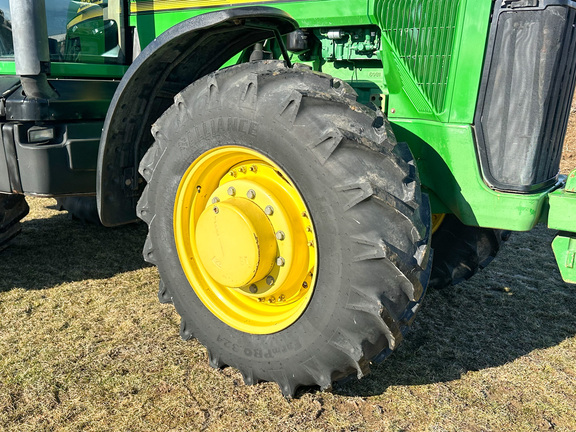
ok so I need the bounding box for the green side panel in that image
[374,0,492,122]
[130,0,372,48]
[0,61,127,79]
[392,119,550,231]
[548,170,576,232]
[552,235,576,284]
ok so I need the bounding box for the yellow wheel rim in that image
[174,146,317,334]
[431,213,446,234]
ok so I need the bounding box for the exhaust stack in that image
[8,0,57,99]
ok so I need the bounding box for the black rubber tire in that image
[429,214,510,288]
[55,196,101,225]
[137,61,432,396]
[0,193,29,251]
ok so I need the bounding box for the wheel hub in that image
[173,147,317,334]
[195,198,276,288]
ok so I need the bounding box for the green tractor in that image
[1,0,575,396]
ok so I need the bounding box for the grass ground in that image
[1,106,576,432]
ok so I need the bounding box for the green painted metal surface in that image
[548,170,576,232]
[392,119,551,231]
[552,235,576,284]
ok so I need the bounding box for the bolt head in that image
[239,166,246,173]
[249,165,258,172]
[247,189,256,199]
[229,170,237,177]
[302,282,308,289]
[265,205,274,215]
[227,187,236,196]
[275,231,285,241]
[266,276,275,286]
[211,197,220,204]
[249,284,258,294]
[213,206,219,214]
[276,257,285,266]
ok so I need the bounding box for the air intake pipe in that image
[8,0,57,99]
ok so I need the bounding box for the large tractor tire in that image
[429,214,509,288]
[0,193,29,251]
[137,61,432,396]
[55,196,101,225]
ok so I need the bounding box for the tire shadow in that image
[335,225,576,397]
[0,204,149,292]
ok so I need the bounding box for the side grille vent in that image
[376,0,461,114]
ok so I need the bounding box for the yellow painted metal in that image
[195,198,276,288]
[431,213,446,234]
[173,146,317,334]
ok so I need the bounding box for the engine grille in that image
[476,4,576,191]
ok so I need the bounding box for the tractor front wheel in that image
[137,61,432,396]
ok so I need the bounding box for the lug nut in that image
[249,284,258,294]
[276,257,285,266]
[275,231,285,241]
[265,206,274,215]
[249,165,258,172]
[213,207,219,214]
[212,197,220,204]
[266,276,275,286]
[229,170,237,177]
[247,189,256,199]
[239,166,246,173]
[227,187,236,196]
[302,282,308,288]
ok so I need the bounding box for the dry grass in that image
[1,110,576,431]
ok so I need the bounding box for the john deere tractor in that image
[1,0,575,396]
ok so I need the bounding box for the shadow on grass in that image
[334,225,576,397]
[0,211,150,292]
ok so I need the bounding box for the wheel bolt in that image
[211,197,220,204]
[227,187,236,196]
[229,170,237,177]
[249,284,258,294]
[302,282,308,288]
[275,231,285,241]
[265,206,274,215]
[247,189,256,199]
[276,257,285,266]
[266,276,275,286]
[213,207,219,214]
[239,166,246,173]
[250,165,258,172]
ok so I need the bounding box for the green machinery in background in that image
[1,0,575,395]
